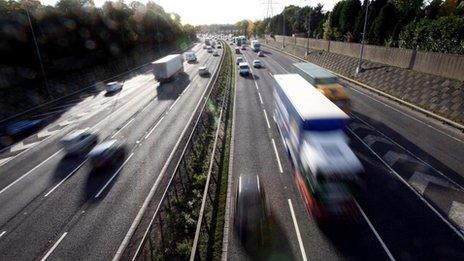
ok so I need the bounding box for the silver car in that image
[106,81,123,93]
[61,129,98,156]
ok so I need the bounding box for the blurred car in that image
[213,50,219,56]
[198,66,209,77]
[5,119,44,137]
[61,129,98,156]
[252,60,262,68]
[207,46,213,53]
[203,44,208,49]
[216,44,222,49]
[88,139,126,169]
[236,57,244,65]
[258,51,265,57]
[230,42,234,45]
[241,45,246,50]
[238,62,250,76]
[234,175,270,250]
[235,47,241,54]
[106,81,123,93]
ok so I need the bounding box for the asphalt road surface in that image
[0,42,223,260]
[225,44,464,260]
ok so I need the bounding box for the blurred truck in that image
[273,74,363,221]
[251,40,261,52]
[205,38,211,46]
[293,63,350,113]
[152,54,184,83]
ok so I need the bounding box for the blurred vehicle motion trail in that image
[1,0,464,260]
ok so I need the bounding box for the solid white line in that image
[169,97,180,111]
[271,138,283,173]
[0,231,5,238]
[352,115,464,192]
[348,128,464,241]
[355,201,396,261]
[263,109,271,129]
[44,159,88,197]
[288,199,307,261]
[111,118,135,138]
[40,232,68,261]
[94,152,134,198]
[145,116,165,140]
[0,149,62,196]
[140,104,149,113]
[258,92,264,104]
[349,85,463,143]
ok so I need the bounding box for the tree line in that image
[237,0,464,54]
[0,0,197,75]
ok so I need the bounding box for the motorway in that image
[225,44,464,260]
[0,42,223,260]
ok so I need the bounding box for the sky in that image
[39,0,341,25]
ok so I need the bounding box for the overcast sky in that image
[39,0,341,25]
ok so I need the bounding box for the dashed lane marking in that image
[288,199,307,261]
[271,138,283,173]
[409,171,455,195]
[449,201,464,231]
[40,232,68,261]
[9,141,38,153]
[363,135,393,147]
[383,151,418,166]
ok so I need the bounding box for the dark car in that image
[88,139,126,169]
[234,175,271,251]
[5,119,44,137]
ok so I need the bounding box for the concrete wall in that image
[264,35,464,81]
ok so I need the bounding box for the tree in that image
[399,16,464,54]
[371,2,398,45]
[323,12,333,40]
[424,0,443,19]
[339,0,361,34]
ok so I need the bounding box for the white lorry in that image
[152,54,184,83]
[251,40,261,52]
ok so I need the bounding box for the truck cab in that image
[293,63,350,113]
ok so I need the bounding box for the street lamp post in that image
[306,14,311,56]
[26,6,51,99]
[282,12,285,48]
[356,0,370,75]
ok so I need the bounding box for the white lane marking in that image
[363,135,393,147]
[349,122,375,131]
[44,159,88,197]
[0,231,5,238]
[449,201,464,231]
[0,157,13,166]
[169,96,180,111]
[40,232,68,261]
[113,52,222,260]
[348,128,464,240]
[37,128,61,139]
[287,199,307,261]
[258,92,264,104]
[140,104,149,113]
[409,171,455,195]
[353,115,464,192]
[263,109,271,129]
[355,201,396,261]
[94,152,134,198]
[271,138,283,173]
[9,141,38,153]
[145,116,165,140]
[349,87,463,143]
[268,72,273,77]
[383,151,416,166]
[111,118,135,138]
[0,150,62,196]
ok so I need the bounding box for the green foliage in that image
[0,0,194,69]
[371,2,398,45]
[399,16,464,54]
[339,0,362,34]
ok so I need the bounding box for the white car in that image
[238,62,250,76]
[61,129,98,156]
[106,81,123,93]
[184,51,197,63]
[198,66,209,76]
[213,50,219,56]
[252,60,262,68]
